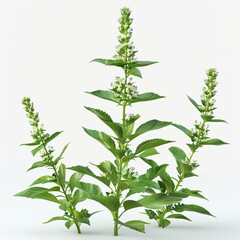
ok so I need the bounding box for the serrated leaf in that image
[129,92,164,104]
[123,200,142,211]
[91,58,126,67]
[171,123,192,138]
[138,193,181,209]
[130,120,171,140]
[83,127,120,157]
[87,90,119,103]
[174,204,214,217]
[30,175,54,186]
[139,148,159,158]
[167,213,191,221]
[202,138,228,146]
[130,61,158,68]
[129,67,142,78]
[135,139,173,154]
[69,172,84,192]
[27,161,45,171]
[85,107,112,122]
[68,165,110,187]
[44,216,68,224]
[117,220,148,233]
[85,107,123,137]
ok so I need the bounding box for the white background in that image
[0,0,239,239]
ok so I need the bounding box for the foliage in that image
[17,7,227,237]
[15,98,94,234]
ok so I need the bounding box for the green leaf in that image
[169,146,187,162]
[69,172,84,192]
[45,131,63,144]
[179,188,207,200]
[44,216,68,224]
[159,219,171,228]
[140,157,158,168]
[58,164,66,188]
[53,143,69,164]
[130,120,171,140]
[130,92,164,104]
[21,140,41,146]
[65,220,74,229]
[138,193,181,209]
[204,118,227,123]
[139,148,159,158]
[31,131,63,156]
[77,182,102,197]
[117,220,148,233]
[87,90,119,104]
[68,165,110,187]
[169,146,193,175]
[130,61,158,68]
[15,187,59,203]
[76,182,120,211]
[123,200,142,211]
[174,204,214,217]
[85,107,112,122]
[31,145,44,157]
[94,160,118,186]
[27,161,45,171]
[167,213,191,221]
[202,138,228,146]
[188,96,202,112]
[83,128,120,157]
[145,209,157,220]
[158,165,175,193]
[171,123,192,138]
[135,139,173,154]
[91,58,125,67]
[30,175,54,186]
[85,107,123,137]
[129,67,142,78]
[71,189,88,206]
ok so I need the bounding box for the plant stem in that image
[38,132,81,234]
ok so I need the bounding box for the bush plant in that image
[16,7,227,236]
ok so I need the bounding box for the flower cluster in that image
[123,167,138,180]
[22,97,54,163]
[190,68,218,147]
[113,7,137,63]
[199,68,218,117]
[110,76,138,102]
[191,120,209,146]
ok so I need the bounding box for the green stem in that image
[38,131,81,234]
